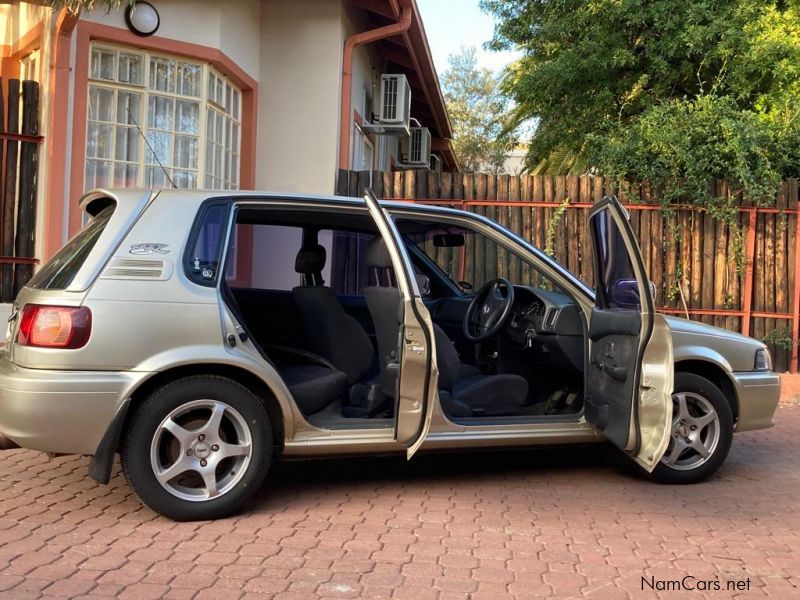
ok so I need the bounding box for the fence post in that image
[741,208,758,337]
[792,208,800,373]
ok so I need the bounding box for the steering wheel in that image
[463,278,515,342]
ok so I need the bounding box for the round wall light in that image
[125,1,160,37]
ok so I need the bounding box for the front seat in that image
[291,243,375,386]
[362,239,528,417]
[435,325,528,418]
[363,237,403,397]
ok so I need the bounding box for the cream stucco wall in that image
[0,2,49,48]
[83,0,261,81]
[256,0,345,194]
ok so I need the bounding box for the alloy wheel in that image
[661,391,720,471]
[149,399,253,501]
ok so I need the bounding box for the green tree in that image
[43,0,129,13]
[481,0,800,204]
[441,47,519,173]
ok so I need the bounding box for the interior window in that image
[225,224,305,290]
[328,230,375,295]
[591,212,640,310]
[404,225,563,294]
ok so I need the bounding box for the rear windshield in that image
[27,205,115,290]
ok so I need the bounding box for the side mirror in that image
[433,233,465,248]
[612,279,657,309]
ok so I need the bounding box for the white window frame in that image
[352,123,375,172]
[85,43,242,191]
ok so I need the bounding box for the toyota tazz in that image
[0,189,780,520]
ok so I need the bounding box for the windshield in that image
[27,205,115,290]
[402,223,566,293]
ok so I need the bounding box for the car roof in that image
[92,188,467,218]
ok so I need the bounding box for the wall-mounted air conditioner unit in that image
[362,74,411,137]
[400,127,432,167]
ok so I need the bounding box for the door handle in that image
[591,359,628,382]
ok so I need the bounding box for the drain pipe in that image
[338,4,413,171]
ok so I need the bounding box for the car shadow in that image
[245,442,631,512]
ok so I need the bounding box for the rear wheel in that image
[650,372,733,484]
[121,376,272,521]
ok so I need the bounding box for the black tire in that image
[649,372,733,484]
[121,375,272,521]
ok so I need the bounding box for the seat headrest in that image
[295,244,326,275]
[366,237,393,269]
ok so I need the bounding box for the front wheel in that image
[649,372,733,484]
[121,375,272,521]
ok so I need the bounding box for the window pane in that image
[85,159,113,188]
[118,53,143,85]
[115,126,139,161]
[148,95,175,131]
[86,123,113,159]
[149,57,176,92]
[175,100,199,134]
[590,210,640,310]
[144,165,170,188]
[90,47,116,81]
[145,131,172,165]
[177,63,201,97]
[173,135,198,169]
[113,163,138,187]
[89,86,115,122]
[172,169,197,189]
[116,91,142,125]
[188,204,229,286]
[232,90,241,119]
[28,205,115,291]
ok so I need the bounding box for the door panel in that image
[363,190,438,458]
[586,197,673,471]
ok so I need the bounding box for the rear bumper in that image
[0,351,144,455]
[732,371,781,432]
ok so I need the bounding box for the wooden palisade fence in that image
[338,169,800,372]
[0,77,41,303]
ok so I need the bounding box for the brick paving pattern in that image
[0,406,797,599]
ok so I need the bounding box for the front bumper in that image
[0,351,144,455]
[732,371,781,432]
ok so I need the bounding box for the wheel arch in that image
[674,359,739,425]
[89,362,287,485]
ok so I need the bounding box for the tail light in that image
[16,305,92,349]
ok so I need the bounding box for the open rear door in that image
[363,190,438,459]
[586,197,673,471]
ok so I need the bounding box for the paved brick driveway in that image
[0,407,797,600]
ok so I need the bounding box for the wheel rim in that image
[149,399,253,502]
[660,391,720,471]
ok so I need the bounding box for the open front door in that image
[363,190,438,459]
[586,197,673,471]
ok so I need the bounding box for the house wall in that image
[257,0,344,195]
[341,3,399,174]
[82,0,261,81]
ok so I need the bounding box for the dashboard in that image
[506,286,584,371]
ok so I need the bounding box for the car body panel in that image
[0,189,779,466]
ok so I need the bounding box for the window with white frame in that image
[352,124,374,172]
[85,44,242,191]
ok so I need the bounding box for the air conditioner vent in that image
[400,127,432,167]
[544,308,559,329]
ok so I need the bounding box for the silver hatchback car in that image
[0,189,780,520]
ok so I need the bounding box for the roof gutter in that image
[338,4,413,171]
